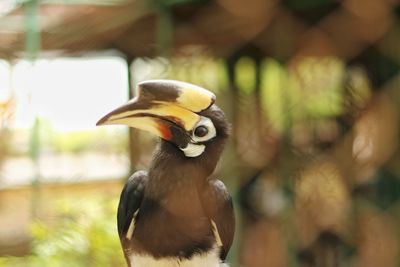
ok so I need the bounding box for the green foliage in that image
[27,119,128,155]
[235,57,257,94]
[50,129,128,154]
[261,58,288,132]
[260,57,347,133]
[0,196,125,267]
[5,119,128,157]
[287,57,345,119]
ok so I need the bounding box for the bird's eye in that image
[191,117,216,143]
[194,125,209,138]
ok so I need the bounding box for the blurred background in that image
[0,0,400,266]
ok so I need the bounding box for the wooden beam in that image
[126,56,141,175]
[40,0,131,6]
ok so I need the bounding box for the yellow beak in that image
[96,80,215,142]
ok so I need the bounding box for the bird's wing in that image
[117,170,148,240]
[201,179,235,261]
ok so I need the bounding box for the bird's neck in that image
[144,141,216,199]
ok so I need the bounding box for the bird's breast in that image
[129,197,215,258]
[160,188,204,217]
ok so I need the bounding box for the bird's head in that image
[97,80,229,160]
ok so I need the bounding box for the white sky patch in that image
[0,1,17,17]
[0,60,11,101]
[5,56,129,131]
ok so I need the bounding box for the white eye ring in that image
[191,117,216,143]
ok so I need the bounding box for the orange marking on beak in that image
[158,124,172,141]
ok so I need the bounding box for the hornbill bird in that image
[97,80,235,267]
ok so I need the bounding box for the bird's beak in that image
[96,80,215,145]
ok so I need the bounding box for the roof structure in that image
[0,0,398,61]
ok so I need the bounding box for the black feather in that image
[117,170,148,238]
[201,179,235,260]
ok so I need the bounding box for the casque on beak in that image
[96,80,216,149]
